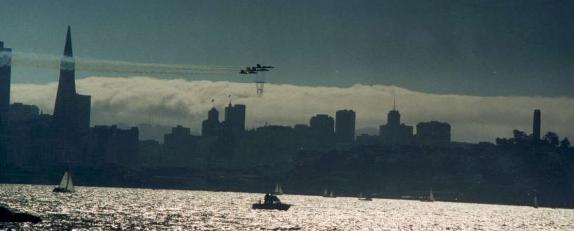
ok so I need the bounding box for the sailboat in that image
[322,188,336,198]
[533,195,539,208]
[274,183,284,195]
[421,188,435,202]
[53,171,75,193]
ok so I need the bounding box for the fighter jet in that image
[256,64,275,69]
[240,67,258,74]
[240,64,274,75]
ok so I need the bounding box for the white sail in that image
[58,172,69,189]
[533,196,539,208]
[329,192,334,197]
[66,172,74,192]
[429,188,435,201]
[56,171,75,192]
[323,188,328,196]
[277,184,283,194]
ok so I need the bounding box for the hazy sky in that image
[1,0,573,96]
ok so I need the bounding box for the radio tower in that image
[255,72,265,97]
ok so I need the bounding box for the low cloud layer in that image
[11,76,574,143]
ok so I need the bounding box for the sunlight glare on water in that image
[1,184,573,230]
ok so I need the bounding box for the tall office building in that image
[76,94,91,131]
[53,26,77,130]
[379,101,413,145]
[224,103,246,135]
[202,107,221,137]
[0,42,12,119]
[310,114,335,147]
[335,110,356,143]
[533,109,541,141]
[53,26,91,133]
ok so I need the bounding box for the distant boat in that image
[358,193,373,201]
[252,194,291,211]
[322,189,336,198]
[274,183,284,195]
[53,171,75,193]
[533,195,539,208]
[252,202,291,211]
[421,188,435,202]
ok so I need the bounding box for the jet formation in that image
[239,64,275,74]
[239,64,275,97]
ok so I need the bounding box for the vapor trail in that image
[11,52,241,76]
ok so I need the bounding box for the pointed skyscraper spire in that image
[53,25,78,133]
[64,26,73,57]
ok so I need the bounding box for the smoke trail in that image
[11,51,241,76]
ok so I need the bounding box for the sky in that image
[1,0,573,96]
[1,0,574,142]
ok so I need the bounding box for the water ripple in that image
[1,184,573,230]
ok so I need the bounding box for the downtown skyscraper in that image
[0,41,12,120]
[52,26,91,134]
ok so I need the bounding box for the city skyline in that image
[1,0,573,143]
[8,75,574,143]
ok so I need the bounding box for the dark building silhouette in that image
[293,124,311,139]
[310,114,334,136]
[533,109,541,141]
[210,103,246,159]
[7,103,40,122]
[223,103,246,136]
[202,107,221,137]
[164,125,200,166]
[53,26,77,131]
[355,134,380,146]
[310,114,335,147]
[164,125,191,145]
[245,125,299,163]
[379,102,413,145]
[136,123,172,143]
[52,26,91,133]
[294,124,310,132]
[0,42,12,119]
[335,110,356,143]
[76,94,91,131]
[86,125,139,166]
[415,121,451,146]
